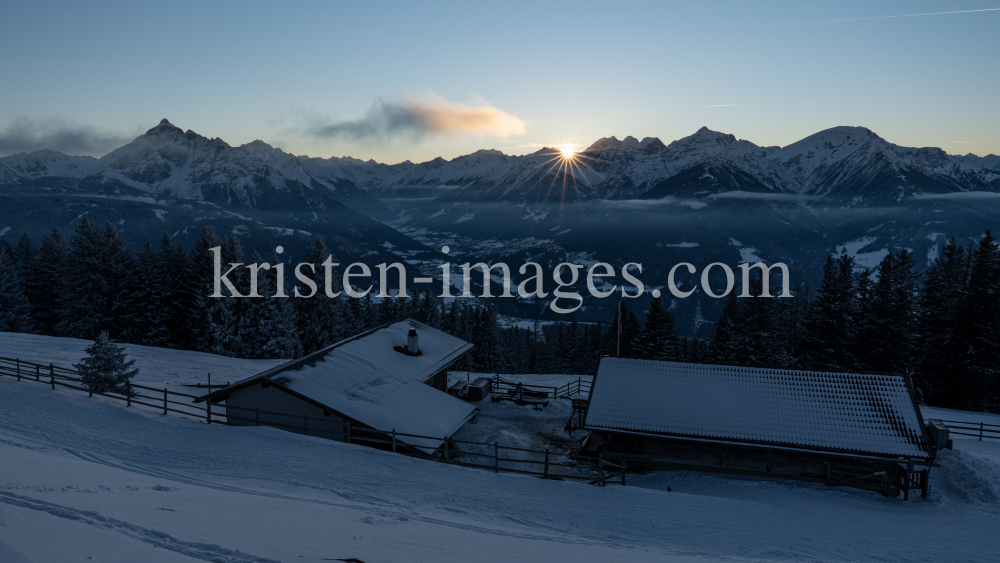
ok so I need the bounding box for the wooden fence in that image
[931,419,1000,441]
[490,374,592,400]
[0,356,622,485]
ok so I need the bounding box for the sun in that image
[557,145,576,159]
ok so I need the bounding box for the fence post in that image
[494,442,499,473]
[89,383,93,398]
[345,421,351,444]
[36,365,40,381]
[255,407,260,426]
[50,364,55,390]
[599,454,605,486]
[544,448,549,478]
[392,429,397,452]
[126,381,131,406]
[304,415,308,436]
[981,422,985,441]
[15,359,19,381]
[163,388,168,415]
[443,437,449,460]
[207,400,212,424]
[577,377,581,396]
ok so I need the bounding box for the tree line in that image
[1,218,998,412]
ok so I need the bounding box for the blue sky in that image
[1,0,998,162]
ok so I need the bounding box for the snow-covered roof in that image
[585,358,929,459]
[205,320,475,453]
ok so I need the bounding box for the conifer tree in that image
[189,227,223,349]
[295,237,343,354]
[27,228,70,335]
[859,250,919,373]
[0,239,34,333]
[638,296,681,360]
[801,255,858,369]
[710,290,743,364]
[208,235,246,356]
[953,231,1000,410]
[915,237,970,402]
[121,241,168,346]
[74,331,138,394]
[158,233,199,349]
[57,218,107,338]
[14,233,35,279]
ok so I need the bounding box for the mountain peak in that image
[145,118,184,136]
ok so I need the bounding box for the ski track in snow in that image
[0,489,282,563]
[1,334,1000,561]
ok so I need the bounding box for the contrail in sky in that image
[707,104,745,108]
[763,7,1000,26]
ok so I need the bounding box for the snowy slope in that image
[1,337,1000,562]
[0,332,282,391]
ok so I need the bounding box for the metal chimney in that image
[407,328,418,355]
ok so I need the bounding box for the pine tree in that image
[74,331,138,394]
[710,290,744,364]
[57,218,105,337]
[14,233,35,279]
[637,296,681,360]
[239,251,300,359]
[605,302,641,358]
[914,237,970,403]
[208,235,246,356]
[121,241,169,346]
[953,231,1000,410]
[471,304,502,372]
[295,237,344,354]
[0,239,34,332]
[158,233,199,349]
[27,228,70,335]
[857,250,919,374]
[102,222,138,339]
[189,227,223,350]
[801,255,858,370]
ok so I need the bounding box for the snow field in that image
[1,335,1000,561]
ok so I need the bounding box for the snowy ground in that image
[1,335,999,562]
[0,332,284,392]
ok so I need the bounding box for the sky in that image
[1,0,998,163]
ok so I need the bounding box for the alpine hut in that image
[582,358,936,499]
[198,319,476,455]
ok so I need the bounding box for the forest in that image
[1,217,998,413]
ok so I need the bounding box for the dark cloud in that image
[0,118,131,156]
[308,95,526,142]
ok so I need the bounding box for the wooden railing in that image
[0,356,613,484]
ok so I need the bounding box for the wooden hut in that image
[582,358,935,499]
[198,319,475,455]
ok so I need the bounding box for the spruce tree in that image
[27,228,70,335]
[208,235,246,356]
[710,290,743,364]
[74,331,138,394]
[57,218,109,339]
[801,255,858,370]
[158,233,199,349]
[295,237,343,354]
[0,239,34,333]
[638,296,681,360]
[189,227,223,350]
[954,231,1000,410]
[915,238,970,403]
[14,233,35,279]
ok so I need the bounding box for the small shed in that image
[583,358,935,498]
[199,319,476,454]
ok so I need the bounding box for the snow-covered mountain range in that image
[4,119,1000,332]
[3,119,997,216]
